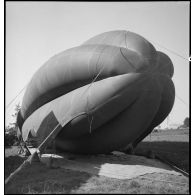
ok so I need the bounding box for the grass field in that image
[5,128,190,194]
[5,165,189,194]
[134,129,189,173]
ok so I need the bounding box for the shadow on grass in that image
[5,141,189,194]
[5,160,94,194]
[134,141,189,173]
[5,155,26,179]
[5,146,94,194]
[5,150,183,194]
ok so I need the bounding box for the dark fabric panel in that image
[16,110,24,130]
[36,111,59,145]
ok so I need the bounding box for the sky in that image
[5,1,189,128]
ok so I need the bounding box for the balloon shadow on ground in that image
[5,144,184,194]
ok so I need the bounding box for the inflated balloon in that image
[18,30,175,154]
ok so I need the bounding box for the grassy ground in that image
[134,129,189,173]
[5,146,27,179]
[5,161,189,194]
[5,129,190,194]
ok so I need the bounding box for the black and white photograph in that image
[5,1,190,194]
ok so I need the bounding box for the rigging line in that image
[148,39,189,61]
[6,85,27,109]
[85,33,122,133]
[175,94,188,107]
[77,45,106,134]
[85,33,125,127]
[124,30,128,49]
[80,45,107,100]
[89,115,93,134]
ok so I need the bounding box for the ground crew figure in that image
[17,128,25,154]
[17,127,31,156]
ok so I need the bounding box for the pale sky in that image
[6,1,189,128]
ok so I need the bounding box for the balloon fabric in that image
[18,30,175,154]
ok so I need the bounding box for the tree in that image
[10,103,21,128]
[183,117,190,127]
[5,103,21,146]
